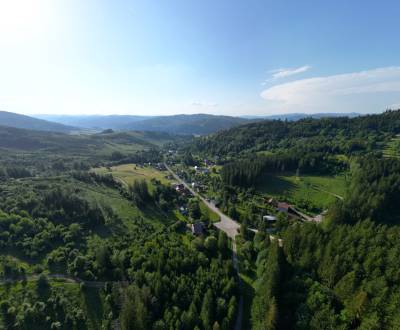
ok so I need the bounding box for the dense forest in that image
[2,109,400,329]
[189,110,400,158]
[221,152,345,187]
[0,125,237,329]
[171,110,400,329]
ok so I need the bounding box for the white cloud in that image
[261,67,400,114]
[270,65,311,79]
[388,103,400,110]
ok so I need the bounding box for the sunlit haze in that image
[0,0,400,116]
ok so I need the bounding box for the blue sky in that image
[0,0,400,116]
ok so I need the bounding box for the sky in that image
[0,0,400,116]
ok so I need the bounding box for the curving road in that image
[164,163,244,329]
[164,163,241,238]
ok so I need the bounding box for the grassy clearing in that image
[80,181,177,229]
[257,172,347,209]
[383,135,400,159]
[199,200,220,222]
[94,164,175,188]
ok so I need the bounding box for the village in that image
[160,153,324,239]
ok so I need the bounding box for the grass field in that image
[257,172,347,210]
[383,135,400,159]
[94,164,175,188]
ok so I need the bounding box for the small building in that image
[173,183,185,193]
[263,215,277,222]
[191,222,205,235]
[267,197,278,207]
[277,202,290,213]
[179,206,188,215]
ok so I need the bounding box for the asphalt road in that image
[164,163,244,329]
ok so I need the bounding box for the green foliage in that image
[221,153,344,188]
[191,110,400,157]
[189,199,201,220]
[252,242,283,330]
[129,179,152,207]
[330,156,400,224]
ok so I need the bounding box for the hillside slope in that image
[191,110,400,156]
[122,113,251,135]
[35,114,150,129]
[37,113,252,135]
[0,111,74,132]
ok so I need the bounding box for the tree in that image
[204,236,218,255]
[265,297,278,329]
[218,231,228,256]
[212,321,221,330]
[201,289,214,330]
[189,199,201,220]
[36,274,50,297]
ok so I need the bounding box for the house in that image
[194,166,209,174]
[277,202,290,213]
[191,222,205,235]
[155,163,166,171]
[267,197,278,207]
[173,183,185,193]
[179,206,188,215]
[263,215,277,222]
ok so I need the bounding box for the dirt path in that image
[312,186,343,200]
[0,274,117,288]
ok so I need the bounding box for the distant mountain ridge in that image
[35,114,150,129]
[121,114,251,135]
[35,113,252,135]
[241,112,361,121]
[0,111,74,133]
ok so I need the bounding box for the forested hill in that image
[191,110,400,157]
[35,113,252,135]
[121,114,251,135]
[0,111,74,133]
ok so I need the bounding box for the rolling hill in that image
[191,110,400,157]
[121,114,251,135]
[35,114,150,129]
[0,111,74,132]
[35,113,252,135]
[0,124,184,152]
[242,112,361,121]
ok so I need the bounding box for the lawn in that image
[257,172,347,210]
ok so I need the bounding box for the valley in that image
[0,110,400,329]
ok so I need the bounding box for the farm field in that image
[257,172,347,210]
